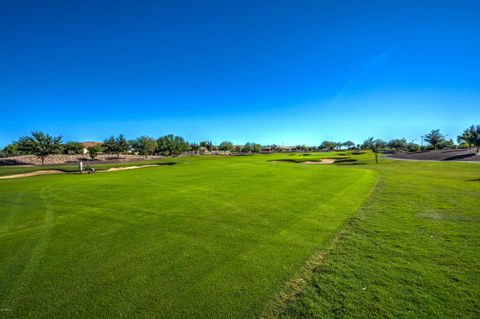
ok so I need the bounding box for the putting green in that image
[0,154,376,318]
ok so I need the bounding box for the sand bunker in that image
[271,159,336,164]
[103,164,161,172]
[0,170,66,179]
[302,159,335,164]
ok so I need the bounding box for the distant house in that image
[261,145,294,152]
[276,146,294,152]
[80,142,102,155]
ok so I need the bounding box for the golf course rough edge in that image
[0,170,66,179]
[261,169,380,319]
[0,164,169,179]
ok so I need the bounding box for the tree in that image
[462,124,480,153]
[102,136,117,155]
[103,134,129,158]
[438,139,455,149]
[342,141,355,150]
[190,142,201,154]
[16,131,62,164]
[406,142,420,152]
[319,141,337,151]
[199,140,213,152]
[242,142,261,153]
[0,143,20,157]
[457,125,480,151]
[387,138,407,152]
[157,134,189,156]
[62,141,83,154]
[132,136,157,158]
[424,129,444,150]
[363,137,385,163]
[218,141,234,152]
[88,145,102,160]
[472,125,480,153]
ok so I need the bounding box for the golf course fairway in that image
[1,153,479,318]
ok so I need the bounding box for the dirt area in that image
[0,170,66,179]
[387,149,480,162]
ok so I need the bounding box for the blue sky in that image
[1,0,479,146]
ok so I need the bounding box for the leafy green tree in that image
[407,142,420,152]
[438,139,455,149]
[319,141,337,151]
[62,141,83,154]
[102,136,116,155]
[88,145,102,160]
[424,129,445,150]
[190,142,201,154]
[387,138,407,152]
[242,142,261,153]
[157,134,189,156]
[342,141,355,150]
[103,134,129,158]
[16,131,62,164]
[219,141,234,152]
[463,124,480,153]
[363,137,385,163]
[199,140,213,151]
[132,136,157,158]
[457,125,480,151]
[0,143,20,157]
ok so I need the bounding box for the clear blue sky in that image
[1,0,479,147]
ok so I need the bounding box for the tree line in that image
[0,132,264,163]
[1,125,479,164]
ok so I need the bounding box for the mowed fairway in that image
[0,155,376,318]
[281,159,480,318]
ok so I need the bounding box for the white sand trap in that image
[0,170,66,179]
[104,164,161,172]
[303,159,335,164]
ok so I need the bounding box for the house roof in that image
[80,142,102,148]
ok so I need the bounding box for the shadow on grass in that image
[444,153,476,161]
[333,159,358,164]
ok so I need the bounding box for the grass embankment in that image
[0,154,376,318]
[279,159,480,318]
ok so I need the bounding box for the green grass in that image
[280,159,480,318]
[0,154,376,318]
[0,153,479,318]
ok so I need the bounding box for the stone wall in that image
[0,154,166,166]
